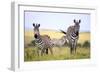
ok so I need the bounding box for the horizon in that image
[25,28,90,33]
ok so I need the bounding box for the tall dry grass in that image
[24,30,90,61]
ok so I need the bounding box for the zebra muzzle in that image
[34,34,38,38]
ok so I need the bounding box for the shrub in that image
[77,43,82,48]
[82,41,90,48]
[27,40,36,47]
[31,40,36,46]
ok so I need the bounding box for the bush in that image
[27,40,36,47]
[63,42,82,48]
[82,41,90,48]
[77,43,82,48]
[31,40,36,46]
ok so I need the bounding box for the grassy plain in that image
[24,30,90,61]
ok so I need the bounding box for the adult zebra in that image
[33,23,53,56]
[60,19,81,54]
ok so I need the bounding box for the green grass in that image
[24,30,90,61]
[24,46,90,61]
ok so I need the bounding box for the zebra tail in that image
[60,30,67,35]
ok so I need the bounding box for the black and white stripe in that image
[35,38,44,49]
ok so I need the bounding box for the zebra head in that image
[33,23,40,38]
[73,19,81,36]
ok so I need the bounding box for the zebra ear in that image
[74,19,76,23]
[38,24,40,27]
[33,23,35,27]
[79,20,81,23]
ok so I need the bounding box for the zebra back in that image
[51,36,68,47]
[35,35,53,49]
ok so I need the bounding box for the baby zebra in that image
[60,19,81,54]
[51,36,68,47]
[33,23,53,56]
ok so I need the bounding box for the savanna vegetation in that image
[24,30,90,61]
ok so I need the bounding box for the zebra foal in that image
[51,36,68,47]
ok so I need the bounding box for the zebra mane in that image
[60,30,67,35]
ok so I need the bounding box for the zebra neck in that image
[71,32,78,37]
[35,36,42,43]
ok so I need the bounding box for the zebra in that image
[32,23,53,56]
[51,36,68,47]
[60,19,81,54]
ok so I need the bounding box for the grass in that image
[24,30,90,61]
[24,47,90,61]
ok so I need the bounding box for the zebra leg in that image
[41,49,45,56]
[72,40,76,54]
[74,41,77,54]
[49,48,53,55]
[37,49,41,56]
[45,48,48,54]
[71,44,74,54]
[36,49,39,56]
[75,43,77,54]
[41,50,43,56]
[69,43,73,54]
[73,44,75,54]
[41,49,43,56]
[72,42,75,54]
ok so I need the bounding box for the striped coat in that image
[35,35,53,55]
[33,23,53,56]
[60,19,81,54]
[51,36,68,47]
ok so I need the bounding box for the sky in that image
[24,11,90,32]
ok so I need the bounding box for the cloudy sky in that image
[24,11,90,32]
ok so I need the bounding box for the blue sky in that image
[24,11,90,32]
